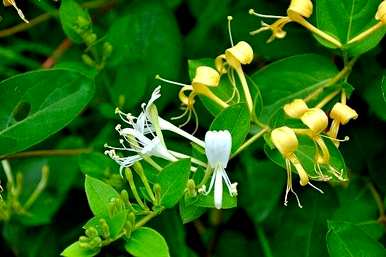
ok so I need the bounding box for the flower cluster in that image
[271,96,357,207]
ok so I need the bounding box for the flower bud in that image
[375,0,386,23]
[287,0,313,18]
[301,108,328,134]
[225,41,254,68]
[271,126,298,157]
[192,66,220,88]
[329,103,358,125]
[283,99,309,118]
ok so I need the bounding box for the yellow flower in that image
[215,41,254,112]
[3,0,29,23]
[283,99,309,118]
[271,126,323,208]
[375,0,386,23]
[327,102,358,142]
[156,66,228,132]
[249,0,313,42]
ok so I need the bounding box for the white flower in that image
[105,86,176,174]
[203,130,237,209]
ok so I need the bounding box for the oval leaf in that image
[61,242,100,257]
[125,227,170,257]
[0,69,94,156]
[85,175,119,217]
[210,103,250,153]
[158,159,191,208]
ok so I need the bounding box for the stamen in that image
[308,182,324,194]
[321,134,350,142]
[227,16,234,47]
[155,74,190,87]
[248,9,286,19]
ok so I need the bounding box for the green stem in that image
[24,166,49,210]
[197,166,213,188]
[257,226,274,257]
[231,128,269,158]
[0,148,92,160]
[135,212,157,229]
[143,156,163,172]
[125,168,148,210]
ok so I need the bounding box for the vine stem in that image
[257,226,273,257]
[304,57,357,102]
[0,148,92,160]
[231,127,269,158]
[42,38,72,68]
[367,182,386,224]
[134,212,157,229]
[0,0,116,38]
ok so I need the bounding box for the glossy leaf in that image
[124,227,170,257]
[85,176,119,217]
[158,159,191,208]
[316,0,386,55]
[59,0,91,43]
[210,103,250,153]
[61,242,100,257]
[251,54,338,125]
[327,220,385,257]
[0,69,94,156]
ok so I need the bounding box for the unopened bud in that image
[330,103,358,125]
[283,99,309,118]
[82,54,95,66]
[186,179,197,198]
[271,126,298,157]
[103,42,113,58]
[85,227,98,238]
[99,219,110,239]
[301,108,328,134]
[287,0,313,18]
[225,41,254,67]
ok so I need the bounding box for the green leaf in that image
[210,103,250,153]
[179,198,206,224]
[79,152,117,179]
[239,154,285,224]
[363,72,386,121]
[61,242,100,257]
[327,220,385,257]
[59,0,91,43]
[85,175,119,217]
[316,0,386,55]
[124,227,170,257]
[195,190,237,209]
[0,69,94,156]
[251,54,338,125]
[158,159,191,208]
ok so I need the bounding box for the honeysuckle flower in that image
[327,102,358,144]
[249,0,342,47]
[156,66,228,132]
[215,39,254,112]
[105,86,177,174]
[201,130,237,209]
[271,126,323,208]
[249,0,312,42]
[3,0,29,23]
[283,99,309,118]
[376,1,386,23]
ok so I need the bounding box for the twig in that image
[42,38,72,68]
[0,148,92,160]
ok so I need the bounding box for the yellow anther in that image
[375,0,386,23]
[300,108,328,135]
[287,0,313,18]
[225,41,254,68]
[330,103,358,125]
[271,126,299,157]
[284,99,309,118]
[192,66,220,88]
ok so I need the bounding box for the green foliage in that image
[0,0,385,257]
[0,69,94,156]
[124,227,170,257]
[158,159,191,208]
